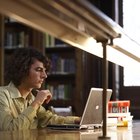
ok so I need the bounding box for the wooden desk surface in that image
[0,120,139,140]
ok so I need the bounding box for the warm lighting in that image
[66,36,140,68]
[62,36,103,58]
[1,0,139,68]
[75,37,103,58]
[107,44,140,67]
[113,34,140,62]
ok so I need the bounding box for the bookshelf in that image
[44,35,84,115]
[1,16,85,115]
[1,16,117,116]
[3,16,45,84]
[4,17,44,50]
[0,15,4,85]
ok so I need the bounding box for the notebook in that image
[47,87,112,130]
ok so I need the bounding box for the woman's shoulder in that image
[0,85,10,96]
[0,85,9,92]
[0,86,11,105]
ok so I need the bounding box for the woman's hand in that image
[74,117,81,124]
[31,90,52,109]
[40,90,52,104]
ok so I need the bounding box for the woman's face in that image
[23,59,47,89]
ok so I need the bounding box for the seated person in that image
[0,47,80,131]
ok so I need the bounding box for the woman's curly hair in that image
[5,47,51,86]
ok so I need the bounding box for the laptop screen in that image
[80,88,112,126]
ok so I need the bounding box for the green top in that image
[0,82,78,131]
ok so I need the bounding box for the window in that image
[123,0,140,86]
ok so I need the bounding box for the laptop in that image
[47,87,112,130]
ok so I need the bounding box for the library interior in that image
[0,0,140,140]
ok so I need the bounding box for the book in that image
[107,100,133,127]
[108,100,130,113]
[46,84,72,100]
[107,112,131,118]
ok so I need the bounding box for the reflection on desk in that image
[0,120,140,140]
[0,129,101,140]
[108,126,132,140]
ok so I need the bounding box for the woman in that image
[0,47,80,131]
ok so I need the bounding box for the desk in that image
[0,121,139,140]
